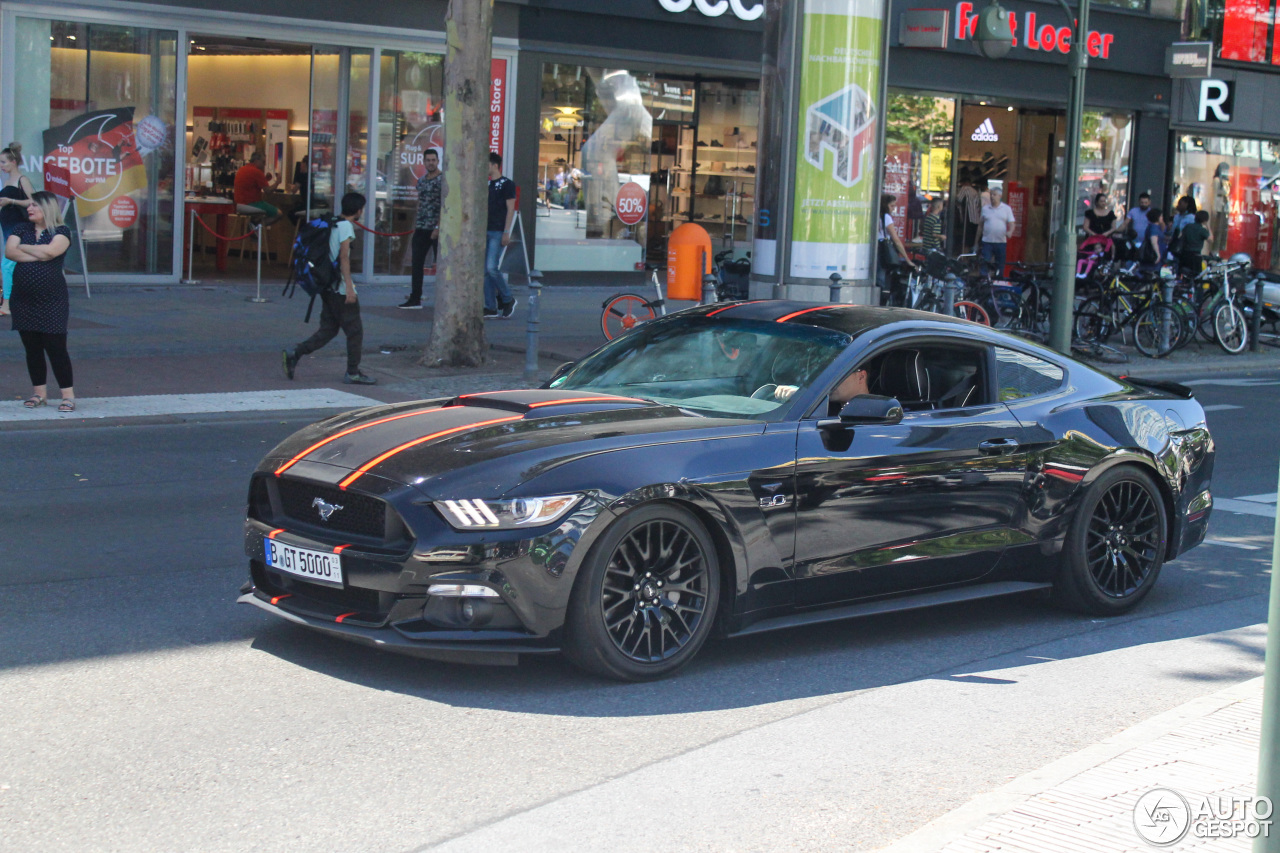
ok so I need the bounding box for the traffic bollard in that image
[702,273,717,306]
[248,224,269,303]
[942,274,959,316]
[829,272,843,303]
[1253,275,1264,353]
[523,270,544,384]
[181,209,200,285]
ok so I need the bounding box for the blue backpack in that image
[283,216,339,321]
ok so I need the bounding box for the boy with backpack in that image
[282,192,377,385]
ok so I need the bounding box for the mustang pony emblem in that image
[312,497,344,522]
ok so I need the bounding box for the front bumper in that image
[237,591,556,665]
[239,492,610,661]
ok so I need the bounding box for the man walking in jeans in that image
[400,148,441,309]
[282,192,377,385]
[484,152,518,319]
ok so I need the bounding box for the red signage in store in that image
[615,181,648,225]
[490,58,508,157]
[882,144,911,239]
[1005,182,1028,265]
[42,107,147,215]
[1222,0,1269,62]
[108,196,139,229]
[954,3,1113,58]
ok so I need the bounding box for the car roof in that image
[695,301,976,337]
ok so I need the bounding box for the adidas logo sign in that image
[971,118,999,142]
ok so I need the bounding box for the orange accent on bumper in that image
[338,415,522,489]
[335,611,358,623]
[333,544,350,554]
[267,528,285,539]
[269,594,292,605]
[274,408,444,477]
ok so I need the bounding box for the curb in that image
[875,676,1264,853]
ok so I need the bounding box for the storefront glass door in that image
[10,17,178,275]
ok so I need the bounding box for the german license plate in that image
[264,538,343,587]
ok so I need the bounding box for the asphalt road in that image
[0,373,1274,853]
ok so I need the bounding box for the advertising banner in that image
[790,0,887,281]
[882,143,911,239]
[42,107,147,217]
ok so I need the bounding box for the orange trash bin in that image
[666,223,713,302]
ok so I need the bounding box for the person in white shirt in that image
[975,187,1015,276]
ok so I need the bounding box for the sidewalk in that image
[880,677,1265,853]
[1,280,1278,414]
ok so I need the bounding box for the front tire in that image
[1053,466,1167,616]
[564,503,720,681]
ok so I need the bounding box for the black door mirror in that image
[818,395,903,430]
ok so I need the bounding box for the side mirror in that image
[817,395,903,430]
[547,362,575,386]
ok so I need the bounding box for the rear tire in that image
[563,503,720,681]
[1052,466,1167,616]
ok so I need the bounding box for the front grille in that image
[252,561,386,617]
[277,479,386,539]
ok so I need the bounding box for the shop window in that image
[1191,0,1275,63]
[13,18,177,275]
[534,64,655,272]
[1173,134,1280,270]
[373,51,444,276]
[1078,110,1134,221]
[882,91,954,252]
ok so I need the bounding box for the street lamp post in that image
[1048,0,1092,354]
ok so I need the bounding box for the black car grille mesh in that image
[276,479,386,539]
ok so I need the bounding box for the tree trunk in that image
[422,0,492,367]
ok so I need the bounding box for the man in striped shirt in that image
[921,198,945,253]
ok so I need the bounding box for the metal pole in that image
[701,248,716,305]
[942,273,959,316]
[247,224,268,303]
[523,270,543,384]
[1253,275,1264,353]
[181,208,199,285]
[1048,0,1091,354]
[1255,471,1280,853]
[829,272,843,303]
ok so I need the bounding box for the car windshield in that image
[551,315,852,419]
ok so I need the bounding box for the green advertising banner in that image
[789,0,885,281]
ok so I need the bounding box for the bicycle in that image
[600,250,745,340]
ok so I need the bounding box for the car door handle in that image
[978,438,1020,455]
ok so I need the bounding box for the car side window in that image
[853,344,989,413]
[995,347,1064,401]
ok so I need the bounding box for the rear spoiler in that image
[1118,375,1194,399]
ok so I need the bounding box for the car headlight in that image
[434,494,581,530]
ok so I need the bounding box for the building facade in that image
[0,0,1193,284]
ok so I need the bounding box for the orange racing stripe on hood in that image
[274,407,448,477]
[337,415,522,490]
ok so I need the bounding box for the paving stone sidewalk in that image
[882,678,1265,853]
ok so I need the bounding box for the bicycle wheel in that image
[1170,295,1198,350]
[1196,295,1220,343]
[952,300,991,325]
[1214,302,1248,354]
[601,293,656,340]
[1074,298,1111,343]
[1133,303,1180,358]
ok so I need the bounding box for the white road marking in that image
[1202,404,1243,411]
[1203,538,1263,550]
[1213,498,1278,518]
[0,389,382,422]
[1183,378,1280,387]
[1235,493,1278,504]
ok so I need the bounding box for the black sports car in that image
[239,303,1214,680]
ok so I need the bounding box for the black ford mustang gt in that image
[239,302,1214,680]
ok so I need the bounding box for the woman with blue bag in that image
[0,142,35,316]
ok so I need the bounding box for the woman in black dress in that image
[1083,193,1119,238]
[5,191,74,411]
[0,141,35,316]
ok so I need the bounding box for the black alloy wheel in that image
[564,503,720,681]
[1053,466,1167,615]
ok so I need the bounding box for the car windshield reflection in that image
[552,316,852,419]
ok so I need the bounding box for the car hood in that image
[263,389,763,499]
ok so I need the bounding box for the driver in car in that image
[773,365,869,406]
